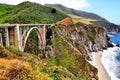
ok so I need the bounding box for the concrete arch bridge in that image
[0,24,54,51]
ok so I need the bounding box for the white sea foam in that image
[101,47,120,80]
[108,34,114,37]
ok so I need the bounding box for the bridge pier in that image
[16,24,23,51]
[39,25,46,49]
[5,27,9,46]
[43,25,46,48]
[0,33,3,45]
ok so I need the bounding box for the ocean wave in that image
[101,47,120,80]
[108,34,115,37]
[108,32,120,45]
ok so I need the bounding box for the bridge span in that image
[0,24,54,51]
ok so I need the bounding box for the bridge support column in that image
[43,25,46,48]
[16,24,22,51]
[5,27,9,46]
[0,33,3,45]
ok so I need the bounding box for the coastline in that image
[88,51,111,80]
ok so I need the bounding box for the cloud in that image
[0,0,90,9]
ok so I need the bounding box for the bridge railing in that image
[0,24,53,27]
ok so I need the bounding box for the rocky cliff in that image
[49,25,98,79]
[53,22,112,58]
[21,17,112,79]
[42,21,112,79]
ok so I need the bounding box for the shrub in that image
[5,46,21,56]
[0,45,14,58]
[48,56,58,66]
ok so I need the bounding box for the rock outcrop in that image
[46,22,113,80]
[55,22,112,58]
[51,27,98,79]
[55,17,73,25]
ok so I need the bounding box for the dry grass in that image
[0,58,30,80]
[0,58,29,68]
[68,14,97,24]
[0,45,80,80]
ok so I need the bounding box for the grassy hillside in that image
[0,1,67,24]
[0,38,97,80]
[0,45,86,80]
[51,26,98,79]
[68,14,97,24]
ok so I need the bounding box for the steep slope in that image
[43,21,112,79]
[51,29,98,79]
[0,1,67,24]
[0,45,87,80]
[52,23,112,57]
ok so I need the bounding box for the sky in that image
[0,0,120,24]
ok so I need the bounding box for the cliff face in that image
[22,19,111,79]
[54,23,111,58]
[43,20,113,79]
[50,27,98,79]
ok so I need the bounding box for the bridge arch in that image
[0,24,55,52]
[22,27,43,51]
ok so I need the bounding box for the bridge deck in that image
[0,24,53,27]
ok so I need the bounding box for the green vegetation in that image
[50,26,98,79]
[0,45,15,58]
[86,26,96,44]
[24,29,39,54]
[52,32,80,69]
[0,1,100,80]
[5,46,22,56]
[0,1,67,24]
[48,56,58,66]
[28,29,38,39]
[0,24,98,79]
[0,45,81,80]
[0,3,13,15]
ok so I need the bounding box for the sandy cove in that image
[88,51,111,80]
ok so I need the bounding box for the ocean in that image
[101,32,120,80]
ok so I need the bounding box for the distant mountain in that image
[45,4,108,22]
[45,4,120,32]
[0,1,67,24]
